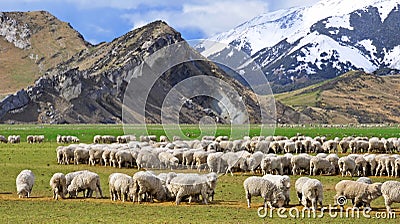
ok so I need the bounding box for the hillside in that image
[0,11,90,97]
[275,71,400,123]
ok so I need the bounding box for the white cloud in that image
[121,0,269,38]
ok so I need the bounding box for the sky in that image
[1,0,321,44]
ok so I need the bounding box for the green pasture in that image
[0,124,399,223]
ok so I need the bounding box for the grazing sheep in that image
[168,172,218,205]
[102,135,117,144]
[247,151,264,174]
[364,154,377,176]
[16,170,35,198]
[50,173,67,200]
[338,156,356,177]
[0,135,8,143]
[322,140,338,153]
[356,177,373,184]
[310,157,334,176]
[207,152,224,173]
[334,180,382,208]
[136,150,160,170]
[115,150,134,168]
[89,147,104,166]
[193,151,209,171]
[295,177,311,204]
[263,174,291,206]
[158,152,179,170]
[8,135,20,144]
[109,173,134,202]
[261,156,283,175]
[65,170,87,189]
[375,155,395,177]
[355,156,368,177]
[326,154,340,175]
[368,137,384,153]
[291,154,311,175]
[243,176,285,208]
[132,171,167,203]
[339,140,350,153]
[67,171,103,198]
[300,179,324,210]
[74,148,89,165]
[395,158,400,177]
[381,181,400,213]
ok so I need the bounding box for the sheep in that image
[168,172,218,205]
[89,147,104,166]
[159,135,169,142]
[136,150,160,170]
[243,176,285,208]
[356,177,373,184]
[49,173,67,200]
[326,154,340,175]
[27,135,34,143]
[364,154,377,176]
[295,177,311,204]
[117,135,136,143]
[309,156,334,175]
[339,139,350,153]
[34,135,44,143]
[109,173,134,202]
[219,140,234,152]
[322,140,338,153]
[375,155,395,177]
[74,147,89,165]
[115,150,134,168]
[338,156,356,177]
[334,180,382,208]
[354,156,368,177]
[102,135,117,144]
[395,158,400,177]
[207,152,224,173]
[182,149,199,169]
[62,145,75,165]
[132,171,167,203]
[215,136,229,142]
[381,181,400,213]
[247,151,264,174]
[262,174,291,206]
[8,135,20,144]
[158,152,179,170]
[67,171,103,198]
[300,179,324,211]
[193,151,209,171]
[261,155,283,175]
[0,135,7,143]
[291,154,311,175]
[56,146,65,164]
[368,137,385,153]
[16,169,35,198]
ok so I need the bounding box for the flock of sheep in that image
[0,134,44,143]
[14,133,400,212]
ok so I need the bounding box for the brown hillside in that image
[0,11,89,96]
[276,71,400,124]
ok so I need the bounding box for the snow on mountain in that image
[204,0,400,93]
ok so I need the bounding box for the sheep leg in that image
[384,196,393,213]
[246,192,251,208]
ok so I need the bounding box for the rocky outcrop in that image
[0,12,31,49]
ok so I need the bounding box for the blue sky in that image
[1,0,320,44]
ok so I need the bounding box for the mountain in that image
[0,14,269,125]
[0,11,90,97]
[208,0,400,93]
[275,71,400,123]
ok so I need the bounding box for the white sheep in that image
[247,151,264,174]
[89,147,104,166]
[132,171,167,203]
[334,180,382,208]
[8,135,20,144]
[207,152,224,173]
[158,151,179,170]
[338,156,356,177]
[263,174,290,206]
[49,173,67,200]
[354,156,368,177]
[295,177,311,204]
[381,180,400,213]
[115,150,134,168]
[291,154,311,175]
[326,154,339,175]
[74,147,89,165]
[67,171,103,198]
[109,173,134,202]
[309,156,334,176]
[0,135,7,143]
[168,172,218,205]
[136,150,160,170]
[243,176,285,208]
[16,169,35,198]
[300,179,324,211]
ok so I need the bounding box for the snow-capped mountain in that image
[206,0,400,93]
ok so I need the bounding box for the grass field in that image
[0,124,400,223]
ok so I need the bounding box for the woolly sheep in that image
[338,156,356,177]
[219,140,234,152]
[168,172,218,205]
[322,140,338,153]
[115,150,134,168]
[50,173,67,200]
[368,137,384,153]
[355,156,368,177]
[310,156,334,175]
[136,150,160,170]
[334,180,382,208]
[395,158,400,177]
[207,152,224,173]
[89,147,104,166]
[291,154,311,175]
[375,155,395,177]
[339,139,350,153]
[263,174,290,206]
[381,181,400,213]
[0,135,7,143]
[326,154,339,175]
[16,169,35,198]
[364,154,377,176]
[8,135,20,144]
[74,148,89,165]
[356,177,373,184]
[247,151,264,174]
[132,171,167,203]
[65,170,87,189]
[243,176,285,208]
[300,179,324,210]
[193,151,209,171]
[109,173,134,202]
[67,171,103,198]
[158,152,179,170]
[295,177,311,204]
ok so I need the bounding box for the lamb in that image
[243,176,285,208]
[381,181,400,213]
[49,173,67,200]
[168,172,218,205]
[132,171,167,203]
[334,180,382,208]
[109,173,134,202]
[356,177,373,184]
[263,174,290,206]
[67,171,103,198]
[16,169,35,198]
[338,156,356,177]
[300,178,324,210]
[309,156,334,175]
